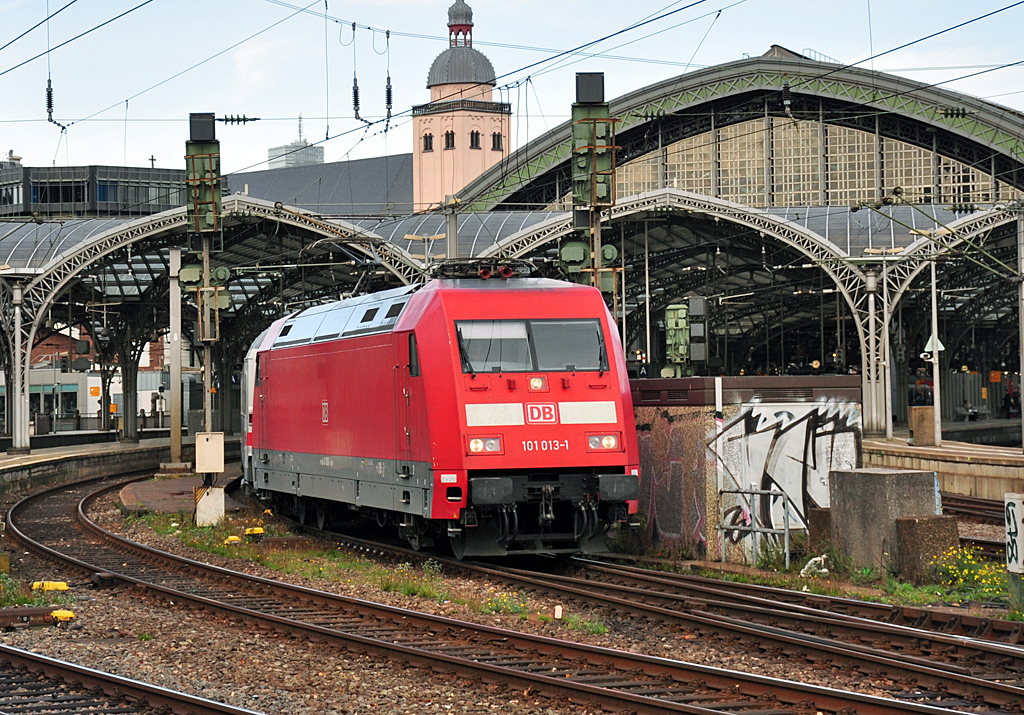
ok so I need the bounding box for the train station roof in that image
[0,202,969,277]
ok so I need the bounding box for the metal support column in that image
[883,263,893,440]
[866,272,879,434]
[203,236,212,435]
[9,284,29,454]
[445,196,458,260]
[1018,209,1024,452]
[169,247,182,464]
[644,221,651,365]
[931,256,943,447]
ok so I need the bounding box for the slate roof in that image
[225,153,413,216]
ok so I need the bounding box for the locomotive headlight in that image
[528,376,547,391]
[468,436,503,454]
[587,433,621,451]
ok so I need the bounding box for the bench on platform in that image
[954,406,990,422]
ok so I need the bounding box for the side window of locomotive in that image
[255,355,261,385]
[274,313,326,347]
[360,307,379,323]
[455,320,531,373]
[531,319,606,372]
[408,333,420,377]
[381,301,406,325]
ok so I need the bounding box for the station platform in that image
[119,466,245,516]
[864,434,1024,499]
[0,436,241,497]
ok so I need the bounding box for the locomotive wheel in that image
[295,497,309,525]
[315,503,328,531]
[449,528,468,560]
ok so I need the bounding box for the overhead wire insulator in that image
[353,78,360,115]
[46,79,54,121]
[385,76,393,119]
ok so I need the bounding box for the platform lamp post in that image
[1016,202,1024,453]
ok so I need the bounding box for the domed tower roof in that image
[427,48,495,88]
[426,0,496,88]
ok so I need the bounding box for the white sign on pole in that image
[195,486,225,527]
[1006,493,1024,574]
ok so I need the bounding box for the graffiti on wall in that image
[634,407,714,555]
[708,399,861,549]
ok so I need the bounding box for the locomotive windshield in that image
[456,319,608,373]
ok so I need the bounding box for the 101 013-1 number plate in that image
[522,439,569,452]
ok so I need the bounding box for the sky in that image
[2,0,1024,177]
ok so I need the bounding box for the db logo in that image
[526,403,558,424]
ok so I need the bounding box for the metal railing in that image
[719,488,800,569]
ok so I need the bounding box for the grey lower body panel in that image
[251,449,433,518]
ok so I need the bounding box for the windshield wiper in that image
[597,327,607,377]
[457,327,476,379]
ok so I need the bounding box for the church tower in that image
[412,0,511,212]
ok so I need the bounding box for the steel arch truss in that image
[461,57,1024,210]
[1,196,420,450]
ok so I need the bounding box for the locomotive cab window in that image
[455,319,607,373]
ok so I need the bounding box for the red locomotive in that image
[242,269,639,557]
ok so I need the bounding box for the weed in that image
[482,590,529,615]
[422,558,442,578]
[929,546,1007,602]
[563,613,608,635]
[138,633,153,641]
[0,573,72,608]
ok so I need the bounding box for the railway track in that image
[316,529,1024,710]
[291,515,1024,711]
[6,474,981,715]
[0,639,261,715]
[941,493,1006,524]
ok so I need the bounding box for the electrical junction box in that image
[196,432,224,473]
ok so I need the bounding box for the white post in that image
[883,262,893,440]
[169,247,182,464]
[10,284,29,453]
[867,283,878,434]
[1018,210,1024,453]
[644,221,651,367]
[931,256,942,447]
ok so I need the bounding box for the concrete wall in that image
[633,376,862,562]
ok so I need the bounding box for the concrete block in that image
[829,468,940,572]
[908,406,935,446]
[807,508,831,555]
[895,515,958,585]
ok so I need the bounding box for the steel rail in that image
[3,475,961,715]
[0,640,264,715]
[940,493,1006,524]
[575,558,1022,644]
[459,561,1024,694]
